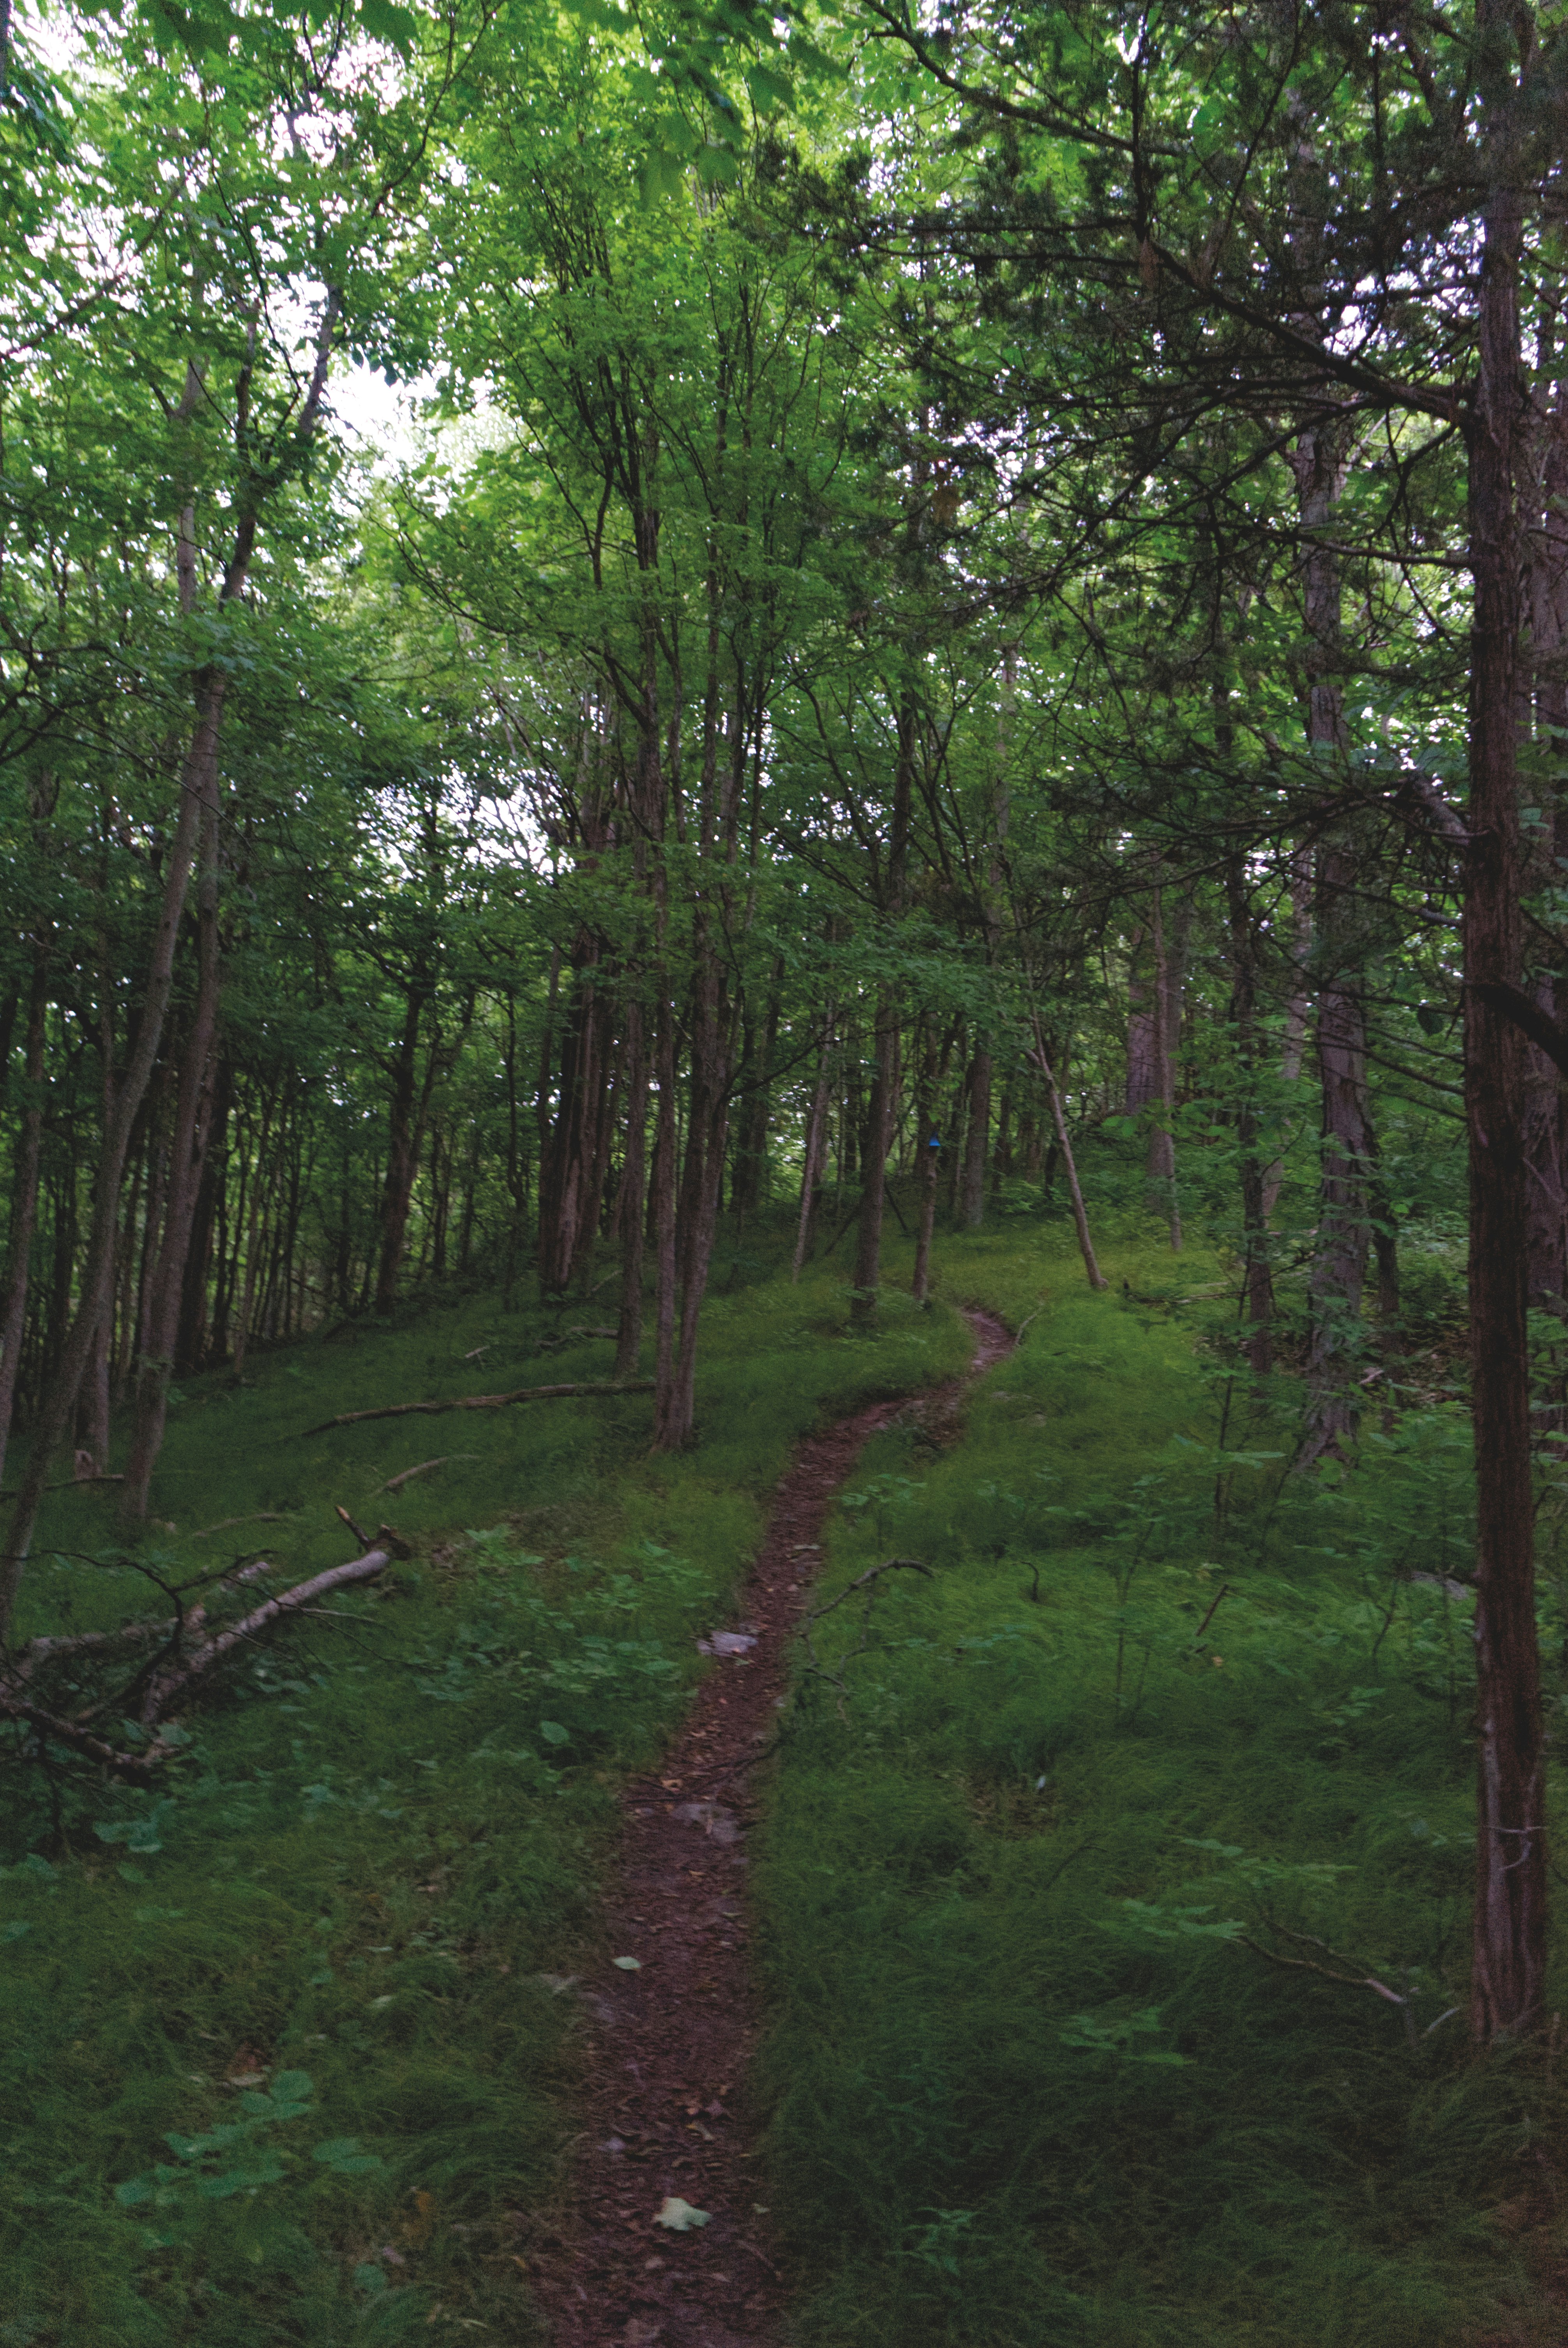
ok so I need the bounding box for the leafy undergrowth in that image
[0,1261,970,2346]
[758,1226,1568,2348]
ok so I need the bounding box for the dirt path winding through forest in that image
[528,1307,1012,2348]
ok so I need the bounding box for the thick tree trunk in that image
[1466,150,1546,2044]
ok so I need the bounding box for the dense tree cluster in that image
[3,0,1566,2035]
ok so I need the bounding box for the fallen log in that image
[139,1545,393,1720]
[302,1379,655,1436]
[0,1548,392,1774]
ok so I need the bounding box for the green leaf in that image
[539,1720,571,1745]
[357,0,419,54]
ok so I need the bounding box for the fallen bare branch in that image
[10,1561,277,1679]
[192,1512,291,1541]
[139,1546,392,1720]
[0,1689,177,1779]
[0,1474,125,1499]
[302,1380,655,1435]
[381,1455,478,1492]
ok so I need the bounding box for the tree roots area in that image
[4,1222,1568,2348]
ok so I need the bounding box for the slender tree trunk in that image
[1226,863,1274,1376]
[961,1045,991,1229]
[122,781,223,1521]
[0,944,50,1498]
[1466,141,1546,2044]
[912,1025,941,1307]
[615,999,648,1379]
[0,667,229,1628]
[1260,850,1313,1225]
[1030,1024,1107,1292]
[851,1007,899,1328]
[791,1011,836,1283]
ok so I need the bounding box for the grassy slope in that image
[0,1265,969,2347]
[759,1226,1568,2348]
[2,1204,1562,2348]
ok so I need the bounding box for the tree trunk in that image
[0,943,50,1498]
[791,1010,836,1283]
[122,778,223,1521]
[614,1000,648,1380]
[912,1025,941,1307]
[1465,143,1546,2045]
[960,1046,991,1229]
[1226,862,1274,1377]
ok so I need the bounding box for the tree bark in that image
[0,942,50,1499]
[1465,137,1546,2044]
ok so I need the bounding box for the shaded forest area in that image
[7,0,1568,2335]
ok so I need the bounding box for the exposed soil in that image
[527,1308,1012,2348]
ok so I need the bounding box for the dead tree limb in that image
[302,1380,655,1436]
[138,1545,393,1720]
[0,1551,391,1775]
[382,1455,478,1492]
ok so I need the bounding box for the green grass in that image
[3,1195,1563,2348]
[0,1260,969,2346]
[757,1223,1568,2348]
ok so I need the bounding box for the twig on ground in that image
[381,1455,479,1493]
[192,1512,291,1541]
[802,1556,932,1720]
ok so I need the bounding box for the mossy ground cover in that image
[0,1264,969,2346]
[758,1220,1568,2348]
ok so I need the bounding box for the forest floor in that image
[6,1215,1568,2348]
[528,1309,1013,2348]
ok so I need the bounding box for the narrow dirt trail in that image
[528,1307,1010,2348]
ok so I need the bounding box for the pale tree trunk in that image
[1465,126,1545,2045]
[851,704,914,1328]
[1029,1023,1107,1292]
[791,1008,836,1283]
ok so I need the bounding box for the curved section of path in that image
[530,1308,1012,2348]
